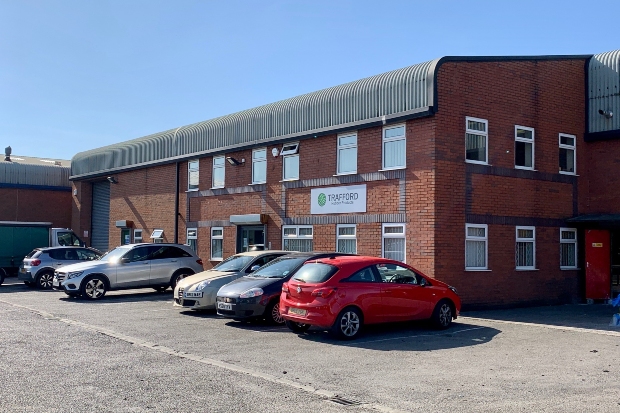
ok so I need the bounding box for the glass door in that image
[236,226,265,253]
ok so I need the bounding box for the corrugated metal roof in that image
[71,59,438,178]
[588,50,620,133]
[0,161,71,188]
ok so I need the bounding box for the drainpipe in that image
[174,161,179,244]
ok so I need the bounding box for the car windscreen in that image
[250,257,307,278]
[291,263,339,283]
[26,250,41,258]
[100,247,131,262]
[213,255,254,272]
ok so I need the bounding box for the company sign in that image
[310,184,367,214]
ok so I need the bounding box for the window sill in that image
[561,267,580,270]
[334,172,357,177]
[210,258,223,262]
[465,269,491,272]
[559,172,579,176]
[210,186,225,190]
[279,178,299,182]
[516,268,538,271]
[378,167,406,172]
[186,189,199,193]
[515,167,537,171]
[249,182,266,186]
[465,161,490,166]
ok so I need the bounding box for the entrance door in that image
[236,226,265,253]
[611,231,620,299]
[120,228,131,245]
[585,230,611,300]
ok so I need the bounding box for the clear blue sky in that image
[1,0,618,161]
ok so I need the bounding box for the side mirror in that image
[249,265,261,272]
[419,278,427,287]
[120,257,130,264]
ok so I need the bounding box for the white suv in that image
[54,243,203,300]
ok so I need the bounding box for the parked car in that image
[174,250,288,310]
[53,243,203,300]
[280,256,461,339]
[216,252,351,324]
[18,246,102,289]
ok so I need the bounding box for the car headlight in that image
[193,280,211,291]
[67,271,84,279]
[239,287,264,299]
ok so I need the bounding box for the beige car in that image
[173,250,288,310]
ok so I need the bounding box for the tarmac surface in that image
[1,276,619,412]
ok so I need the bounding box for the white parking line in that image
[460,316,620,337]
[0,299,409,413]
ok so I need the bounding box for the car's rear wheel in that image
[266,301,285,325]
[330,307,362,340]
[36,271,54,290]
[170,271,192,290]
[285,320,311,333]
[431,299,454,329]
[81,276,107,300]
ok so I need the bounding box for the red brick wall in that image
[71,181,92,245]
[434,59,586,307]
[581,140,620,213]
[0,187,72,228]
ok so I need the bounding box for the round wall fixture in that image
[272,148,279,157]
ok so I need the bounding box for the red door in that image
[585,230,611,300]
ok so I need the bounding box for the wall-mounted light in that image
[107,176,118,184]
[271,148,279,157]
[598,109,613,119]
[226,156,244,166]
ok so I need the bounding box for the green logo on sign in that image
[318,193,326,207]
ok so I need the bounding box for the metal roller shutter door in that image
[91,182,110,253]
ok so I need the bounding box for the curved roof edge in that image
[587,50,620,134]
[0,162,71,188]
[72,54,591,179]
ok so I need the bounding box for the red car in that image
[280,256,461,339]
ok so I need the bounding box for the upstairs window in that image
[515,226,535,270]
[212,156,225,188]
[281,142,299,181]
[465,117,488,164]
[382,125,406,170]
[252,148,267,184]
[337,133,357,175]
[515,126,534,170]
[559,133,576,175]
[188,160,199,191]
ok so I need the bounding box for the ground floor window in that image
[336,224,356,254]
[382,224,405,262]
[465,224,487,270]
[134,229,143,243]
[560,228,577,269]
[516,226,535,269]
[282,225,313,252]
[211,227,223,260]
[187,228,197,252]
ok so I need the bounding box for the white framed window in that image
[150,229,164,244]
[282,142,299,181]
[560,228,577,269]
[336,224,357,254]
[282,225,313,252]
[515,226,535,270]
[382,223,406,262]
[465,117,488,164]
[559,133,576,175]
[187,228,198,252]
[465,224,488,270]
[515,126,534,170]
[210,227,223,260]
[212,156,225,188]
[133,229,143,243]
[382,124,406,170]
[252,148,267,184]
[188,160,199,191]
[337,133,357,175]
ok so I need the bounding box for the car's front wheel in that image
[285,320,311,333]
[36,271,54,290]
[431,299,454,329]
[81,276,107,300]
[330,307,362,340]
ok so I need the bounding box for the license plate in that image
[289,307,307,316]
[184,292,203,298]
[53,277,59,287]
[217,302,232,311]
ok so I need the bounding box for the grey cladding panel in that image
[589,50,620,133]
[91,182,110,253]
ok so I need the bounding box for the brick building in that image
[1,148,72,228]
[69,51,620,308]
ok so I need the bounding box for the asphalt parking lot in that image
[1,277,619,413]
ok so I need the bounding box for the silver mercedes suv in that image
[54,243,203,300]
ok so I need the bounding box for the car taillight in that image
[196,259,203,266]
[282,283,289,293]
[311,287,336,298]
[30,259,41,266]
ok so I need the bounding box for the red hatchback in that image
[280,256,461,339]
